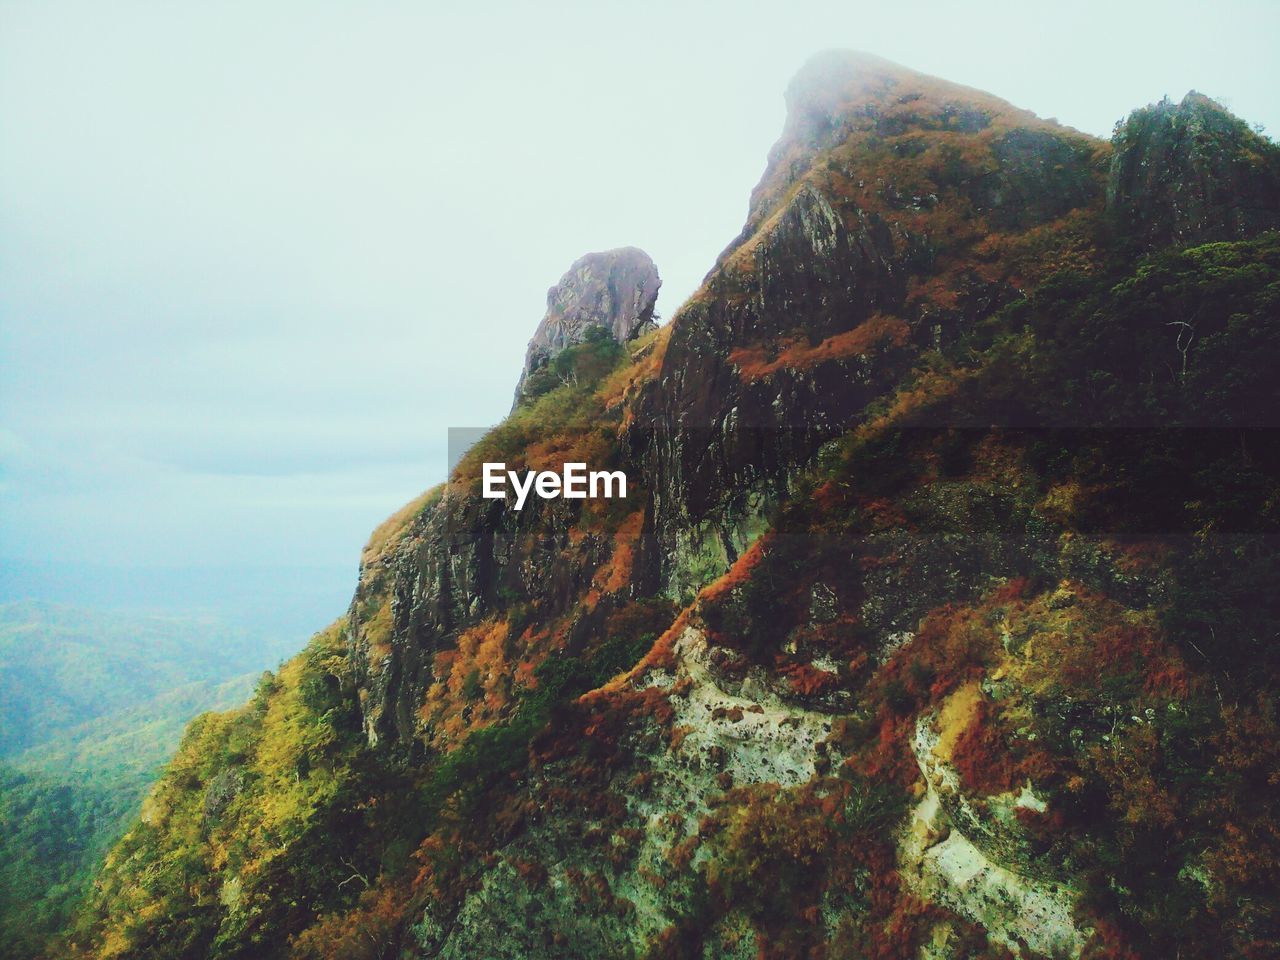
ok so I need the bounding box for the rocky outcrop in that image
[514,247,661,406]
[353,247,663,751]
[633,51,1103,599]
[348,484,620,753]
[901,785,1086,959]
[409,626,833,960]
[1107,91,1280,249]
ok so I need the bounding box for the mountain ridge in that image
[61,52,1280,960]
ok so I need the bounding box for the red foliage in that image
[778,660,842,697]
[853,495,910,531]
[510,856,548,886]
[729,314,911,382]
[948,698,1022,795]
[811,480,844,512]
[848,709,920,786]
[1080,919,1143,960]
[1055,618,1192,699]
[987,576,1033,605]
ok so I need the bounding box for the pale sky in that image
[1,1,1276,621]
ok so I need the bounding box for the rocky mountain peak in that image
[514,247,660,406]
[1107,90,1280,248]
[781,49,902,140]
[718,50,1100,274]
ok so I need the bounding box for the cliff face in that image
[76,52,1280,960]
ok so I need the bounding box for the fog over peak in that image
[2,0,1276,625]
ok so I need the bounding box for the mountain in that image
[67,52,1280,960]
[0,675,256,960]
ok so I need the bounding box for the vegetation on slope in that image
[78,223,1280,957]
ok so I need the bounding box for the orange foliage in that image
[604,606,690,682]
[699,535,771,605]
[420,618,513,749]
[602,323,673,420]
[729,314,911,381]
[857,365,976,441]
[591,510,643,595]
[289,883,411,960]
[523,430,614,475]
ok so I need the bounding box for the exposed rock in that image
[902,711,1087,958]
[633,53,1101,599]
[1107,91,1280,249]
[914,711,1065,884]
[201,767,245,821]
[348,484,617,752]
[514,247,661,406]
[409,626,830,959]
[901,785,1087,959]
[717,50,1099,271]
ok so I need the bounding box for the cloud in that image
[1,0,1276,610]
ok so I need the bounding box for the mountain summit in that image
[70,53,1280,960]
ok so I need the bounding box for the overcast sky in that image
[1,1,1277,616]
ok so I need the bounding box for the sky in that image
[2,0,1277,627]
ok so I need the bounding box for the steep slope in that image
[1,674,255,960]
[633,50,1106,599]
[1107,91,1280,250]
[74,52,1280,960]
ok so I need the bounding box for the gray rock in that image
[514,247,660,406]
[202,766,245,821]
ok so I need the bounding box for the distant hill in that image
[0,603,302,960]
[0,601,295,757]
[0,562,355,640]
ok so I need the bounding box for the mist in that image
[2,0,1277,628]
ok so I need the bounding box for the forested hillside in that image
[0,603,294,959]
